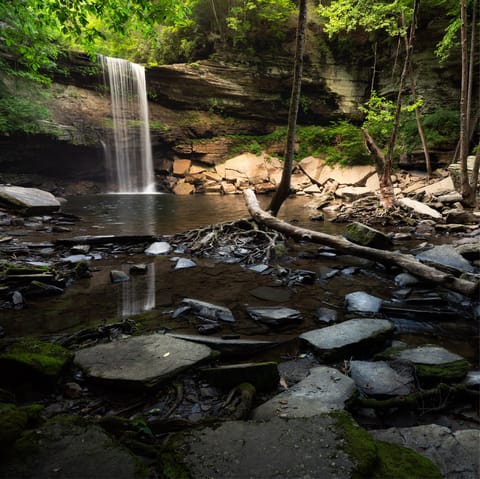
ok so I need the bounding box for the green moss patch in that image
[332,412,442,478]
[415,360,470,384]
[0,337,73,386]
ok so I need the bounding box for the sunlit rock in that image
[145,241,171,255]
[345,291,383,313]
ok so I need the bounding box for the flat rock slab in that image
[246,306,302,326]
[345,291,383,313]
[179,415,357,479]
[248,286,292,302]
[398,197,442,219]
[371,425,480,479]
[416,245,475,274]
[252,366,356,419]
[74,334,212,388]
[349,360,414,397]
[0,416,144,479]
[0,186,60,214]
[300,318,393,360]
[396,345,464,365]
[174,298,235,322]
[166,333,281,356]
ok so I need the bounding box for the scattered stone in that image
[174,298,235,322]
[60,254,92,263]
[315,306,337,323]
[248,264,270,273]
[202,362,279,391]
[174,258,197,269]
[109,270,130,283]
[74,334,212,389]
[349,360,414,397]
[345,291,383,313]
[246,306,302,327]
[371,424,479,479]
[445,209,480,224]
[129,263,148,274]
[344,222,393,250]
[145,241,171,255]
[63,381,83,399]
[300,318,393,360]
[252,366,356,419]
[71,244,91,254]
[394,272,420,287]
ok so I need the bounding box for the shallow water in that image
[1,194,478,364]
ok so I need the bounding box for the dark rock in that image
[174,298,235,323]
[110,270,130,283]
[315,306,338,323]
[416,245,475,274]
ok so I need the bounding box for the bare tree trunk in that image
[268,0,307,216]
[460,0,476,206]
[401,11,431,178]
[244,189,478,297]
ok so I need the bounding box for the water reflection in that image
[119,263,156,318]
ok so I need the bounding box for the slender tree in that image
[268,0,307,216]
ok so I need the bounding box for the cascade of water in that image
[99,55,156,193]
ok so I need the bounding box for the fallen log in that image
[243,189,478,297]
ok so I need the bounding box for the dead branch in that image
[243,189,478,297]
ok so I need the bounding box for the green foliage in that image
[400,108,460,152]
[0,76,54,136]
[359,90,396,146]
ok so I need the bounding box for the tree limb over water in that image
[243,189,478,297]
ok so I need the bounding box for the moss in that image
[373,440,442,479]
[344,222,393,250]
[159,451,190,479]
[332,412,442,478]
[0,337,73,382]
[415,360,470,384]
[0,403,28,448]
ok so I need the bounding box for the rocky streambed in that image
[0,185,479,479]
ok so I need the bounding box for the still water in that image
[61,193,343,237]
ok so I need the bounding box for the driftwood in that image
[243,189,478,297]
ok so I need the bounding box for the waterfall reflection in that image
[119,263,156,318]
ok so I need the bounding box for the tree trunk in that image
[460,0,476,206]
[268,0,307,216]
[244,189,478,297]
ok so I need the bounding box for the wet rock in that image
[70,244,91,254]
[371,424,480,479]
[0,186,60,214]
[455,242,480,261]
[11,290,24,308]
[344,222,393,250]
[63,381,83,399]
[278,356,319,386]
[110,270,130,283]
[0,415,146,479]
[0,337,73,388]
[464,371,480,388]
[398,197,442,219]
[300,318,393,361]
[315,306,337,323]
[252,366,356,419]
[248,286,292,302]
[174,298,235,323]
[26,281,64,298]
[394,272,420,287]
[345,291,383,313]
[379,345,470,385]
[248,264,270,273]
[166,333,280,357]
[74,334,212,389]
[60,254,92,263]
[246,306,302,327]
[145,241,171,255]
[129,263,148,274]
[174,258,196,269]
[445,209,480,224]
[202,362,279,391]
[416,245,475,274]
[349,360,414,397]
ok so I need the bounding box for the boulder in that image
[300,318,394,360]
[335,186,374,201]
[398,198,442,219]
[0,186,60,214]
[316,164,376,186]
[416,245,475,274]
[299,156,325,182]
[144,241,172,255]
[349,360,414,397]
[344,222,393,250]
[252,366,356,419]
[74,334,212,388]
[172,159,191,176]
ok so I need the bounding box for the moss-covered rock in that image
[0,337,73,388]
[344,222,393,250]
[0,403,29,448]
[333,412,442,478]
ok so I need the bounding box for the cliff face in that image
[0,12,466,194]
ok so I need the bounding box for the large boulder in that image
[0,186,60,214]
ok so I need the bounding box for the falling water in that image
[99,55,156,193]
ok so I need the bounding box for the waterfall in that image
[99,55,156,193]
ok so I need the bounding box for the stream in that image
[1,193,477,366]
